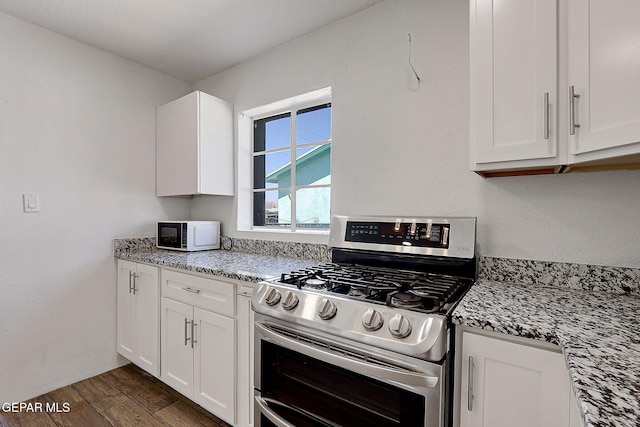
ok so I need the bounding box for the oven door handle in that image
[255,397,295,427]
[256,396,340,427]
[256,322,440,390]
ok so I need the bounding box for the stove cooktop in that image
[278,263,472,315]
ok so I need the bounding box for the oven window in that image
[260,341,426,426]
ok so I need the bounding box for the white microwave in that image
[156,221,220,251]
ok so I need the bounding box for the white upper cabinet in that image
[471,0,640,176]
[567,0,640,165]
[156,91,234,196]
[471,0,558,171]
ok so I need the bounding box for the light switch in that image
[23,194,40,213]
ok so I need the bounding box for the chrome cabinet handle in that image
[543,92,550,140]
[569,86,580,135]
[181,287,200,294]
[128,272,135,294]
[132,273,138,295]
[184,318,191,346]
[468,356,475,411]
[191,321,197,349]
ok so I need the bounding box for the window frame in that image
[238,88,332,235]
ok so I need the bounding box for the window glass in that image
[296,104,331,145]
[295,187,331,229]
[253,151,291,189]
[295,146,331,187]
[254,113,291,152]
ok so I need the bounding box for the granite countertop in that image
[116,248,319,283]
[116,239,639,426]
[453,280,640,427]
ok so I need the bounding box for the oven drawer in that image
[161,269,234,316]
[254,316,445,427]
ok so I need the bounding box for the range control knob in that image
[318,298,337,320]
[388,314,412,338]
[362,308,383,331]
[281,291,299,311]
[264,288,281,306]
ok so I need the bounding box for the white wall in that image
[0,12,191,402]
[193,0,640,268]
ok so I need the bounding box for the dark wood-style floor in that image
[0,364,232,427]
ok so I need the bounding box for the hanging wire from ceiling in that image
[408,33,421,88]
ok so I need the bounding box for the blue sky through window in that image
[262,106,331,176]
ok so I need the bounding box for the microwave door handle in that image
[255,397,339,427]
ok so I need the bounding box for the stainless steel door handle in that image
[255,396,340,427]
[191,321,197,349]
[468,356,475,411]
[181,287,200,294]
[184,318,191,346]
[543,92,550,140]
[255,397,296,427]
[132,273,139,295]
[129,272,135,293]
[569,86,580,135]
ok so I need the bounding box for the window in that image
[251,101,331,231]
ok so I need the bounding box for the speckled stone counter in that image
[114,237,323,283]
[453,280,640,427]
[116,237,639,426]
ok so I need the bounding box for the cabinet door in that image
[567,0,640,159]
[133,264,159,376]
[157,92,199,196]
[460,332,570,427]
[471,0,558,166]
[161,297,194,398]
[193,307,236,425]
[116,260,136,361]
[156,91,234,196]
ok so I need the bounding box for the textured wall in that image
[0,12,191,402]
[193,0,640,268]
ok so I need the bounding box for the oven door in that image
[254,315,445,427]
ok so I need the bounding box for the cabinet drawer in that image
[161,269,235,316]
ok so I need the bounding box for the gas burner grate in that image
[278,263,472,314]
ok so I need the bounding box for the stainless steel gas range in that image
[252,215,477,427]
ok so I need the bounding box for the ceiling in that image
[0,0,385,83]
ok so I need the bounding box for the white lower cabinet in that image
[459,331,577,427]
[160,270,236,425]
[116,260,160,377]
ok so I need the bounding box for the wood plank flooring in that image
[0,364,232,427]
